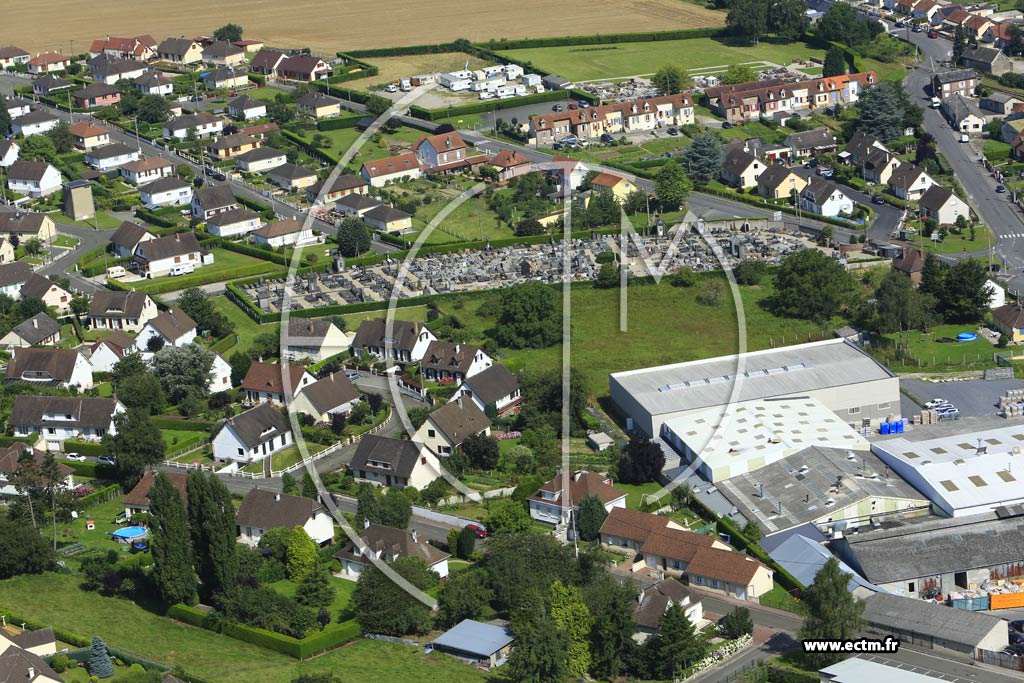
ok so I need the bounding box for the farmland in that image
[2,0,724,56]
[496,37,827,82]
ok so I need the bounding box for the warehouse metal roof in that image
[862,592,1006,649]
[610,338,895,418]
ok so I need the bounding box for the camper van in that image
[106,266,127,280]
[170,263,195,276]
[400,79,411,92]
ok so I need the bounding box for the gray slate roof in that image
[297,372,360,414]
[89,290,151,319]
[194,184,237,211]
[352,318,430,354]
[135,232,201,262]
[110,221,153,250]
[9,396,119,430]
[140,176,191,195]
[426,399,491,445]
[222,402,290,449]
[462,364,519,405]
[862,591,1005,648]
[349,434,423,478]
[236,488,324,530]
[10,313,61,345]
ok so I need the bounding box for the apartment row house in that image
[703,72,877,124]
[529,93,695,146]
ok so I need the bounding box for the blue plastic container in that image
[880,422,890,435]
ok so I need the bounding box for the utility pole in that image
[134,116,141,154]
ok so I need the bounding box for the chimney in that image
[363,517,371,529]
[32,318,37,329]
[454,343,460,354]
[637,590,644,606]
[411,529,418,543]
[27,667,34,679]
[275,493,280,502]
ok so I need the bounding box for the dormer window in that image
[643,102,650,111]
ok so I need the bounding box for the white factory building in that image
[609,338,901,440]
[871,422,1024,517]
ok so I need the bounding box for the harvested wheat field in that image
[5,0,724,55]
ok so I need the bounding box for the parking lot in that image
[901,377,1024,419]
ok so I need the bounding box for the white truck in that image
[400,79,411,92]
[931,96,941,109]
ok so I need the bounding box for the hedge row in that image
[61,459,98,478]
[326,53,379,84]
[316,115,364,132]
[217,239,290,266]
[345,42,472,59]
[0,432,38,447]
[280,129,341,165]
[234,195,278,222]
[166,604,361,659]
[135,209,178,229]
[150,417,215,432]
[407,88,597,122]
[248,73,266,86]
[63,439,110,457]
[77,483,121,508]
[479,27,725,51]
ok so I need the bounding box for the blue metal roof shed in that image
[430,619,513,667]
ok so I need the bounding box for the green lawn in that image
[616,481,663,509]
[52,235,80,248]
[877,323,996,372]
[60,211,126,230]
[985,138,1012,164]
[496,37,826,81]
[412,195,511,243]
[118,248,284,294]
[270,576,355,617]
[341,304,431,332]
[759,582,807,614]
[241,445,303,474]
[244,86,292,102]
[917,224,992,255]
[55,498,135,569]
[209,295,280,356]
[162,429,208,452]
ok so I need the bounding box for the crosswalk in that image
[1000,233,1024,239]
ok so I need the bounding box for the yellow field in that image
[6,0,725,55]
[342,54,492,90]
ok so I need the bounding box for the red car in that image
[568,103,579,110]
[465,523,488,539]
[928,29,939,38]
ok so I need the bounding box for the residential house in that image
[911,0,940,22]
[119,157,173,185]
[133,71,174,96]
[756,165,807,200]
[421,341,492,383]
[888,164,936,200]
[133,308,197,351]
[414,131,468,172]
[0,239,15,266]
[0,313,61,348]
[981,91,1023,115]
[241,361,315,405]
[0,47,30,70]
[277,54,332,82]
[88,56,146,85]
[208,133,260,160]
[140,176,192,208]
[89,35,157,61]
[31,75,72,97]
[941,94,986,134]
[202,66,249,90]
[0,627,58,657]
[295,93,342,119]
[351,318,434,363]
[212,402,293,466]
[449,364,522,417]
[86,331,134,372]
[284,317,352,362]
[191,184,238,219]
[292,372,361,423]
[487,149,532,182]
[10,396,123,448]
[800,177,854,217]
[20,274,70,315]
[67,121,110,151]
[430,620,513,669]
[994,302,1024,342]
[235,146,287,173]
[919,185,971,225]
[964,14,994,41]
[931,70,980,100]
[89,290,157,332]
[529,470,627,526]
[633,580,704,642]
[683,546,775,601]
[5,348,93,390]
[2,98,30,119]
[600,506,695,552]
[0,140,18,168]
[862,148,902,185]
[84,143,141,171]
[6,160,62,198]
[893,247,926,286]
[335,522,449,579]
[157,38,203,65]
[961,45,1015,74]
[549,155,589,193]
[591,172,638,201]
[0,262,32,299]
[251,219,315,247]
[268,163,318,191]
[414,398,492,455]
[529,93,695,145]
[249,50,287,78]
[984,20,1017,48]
[236,488,334,547]
[11,111,61,137]
[360,152,422,187]
[133,232,205,278]
[123,471,187,519]
[720,146,765,189]
[335,193,381,218]
[206,208,262,238]
[363,205,412,233]
[0,212,56,244]
[202,41,246,67]
[232,40,264,54]
[228,95,266,121]
[162,111,223,140]
[0,642,62,682]
[306,174,368,204]
[73,83,120,109]
[27,52,71,75]
[208,353,233,394]
[347,435,442,490]
[702,73,876,123]
[109,221,155,257]
[784,127,838,158]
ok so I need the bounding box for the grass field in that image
[0,574,492,683]
[3,0,723,56]
[878,323,996,372]
[209,295,280,356]
[497,37,825,81]
[118,249,283,295]
[342,53,492,90]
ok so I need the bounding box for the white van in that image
[170,263,195,276]
[931,97,941,109]
[400,79,411,92]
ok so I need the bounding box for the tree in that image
[1008,23,1024,57]
[720,606,754,639]
[108,410,166,489]
[771,249,856,324]
[800,558,865,667]
[492,281,560,349]
[485,533,573,612]
[587,577,636,680]
[576,494,607,542]
[187,472,238,597]
[10,451,43,529]
[858,82,920,142]
[769,0,810,42]
[45,121,74,154]
[0,104,10,137]
[722,63,757,85]
[498,444,537,475]
[823,46,847,77]
[152,343,215,404]
[281,472,298,496]
[176,164,195,182]
[483,498,533,534]
[380,491,413,529]
[301,472,318,500]
[0,517,52,578]
[548,579,591,677]
[594,262,618,289]
[292,675,342,683]
[19,135,56,162]
[177,287,233,338]
[149,472,197,606]
[111,352,149,390]
[515,218,546,237]
[89,636,115,679]
[732,259,768,286]
[818,3,878,46]
[137,94,171,124]
[646,603,705,679]
[456,526,476,559]
[213,23,244,41]
[681,131,724,185]
[652,64,692,95]
[438,569,492,628]
[287,526,318,582]
[365,94,391,117]
[618,434,666,485]
[654,160,693,211]
[352,556,438,635]
[697,279,724,306]
[507,600,567,683]
[952,25,970,66]
[727,0,769,44]
[873,270,934,335]
[267,100,295,124]
[336,217,371,257]
[461,433,499,470]
[295,569,335,609]
[940,258,990,322]
[356,484,382,526]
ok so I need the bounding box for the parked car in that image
[97,456,116,466]
[552,142,564,150]
[925,398,950,409]
[384,84,398,93]
[579,101,590,109]
[552,104,563,112]
[871,195,886,205]
[894,20,905,27]
[64,453,86,462]
[600,133,615,144]
[928,29,939,38]
[667,127,679,136]
[997,184,1008,193]
[346,370,360,381]
[568,103,578,110]
[465,523,488,539]
[721,121,733,129]
[1010,620,1024,633]
[912,24,923,32]
[960,133,970,143]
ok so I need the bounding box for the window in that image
[427,429,435,438]
[237,448,244,456]
[908,582,915,593]
[877,403,890,410]
[848,406,861,415]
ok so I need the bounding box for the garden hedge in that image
[62,439,110,457]
[77,483,121,508]
[135,209,177,229]
[479,27,725,51]
[150,417,215,432]
[316,115,364,132]
[0,433,38,447]
[407,88,598,122]
[61,459,98,478]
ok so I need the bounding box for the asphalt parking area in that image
[901,378,1024,418]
